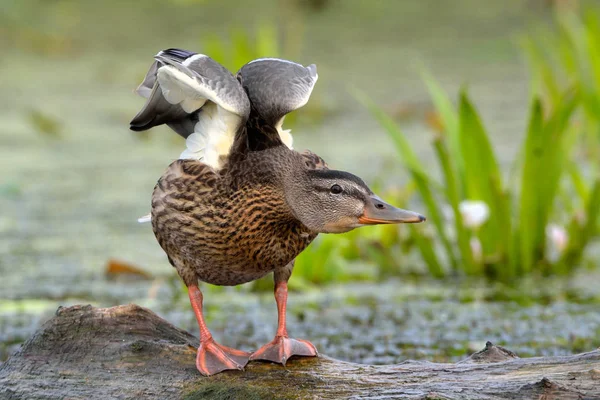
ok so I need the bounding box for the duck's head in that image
[285,169,426,233]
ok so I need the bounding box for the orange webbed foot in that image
[250,335,318,365]
[196,339,250,376]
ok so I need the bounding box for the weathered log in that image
[0,304,598,400]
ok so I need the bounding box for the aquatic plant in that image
[357,76,599,281]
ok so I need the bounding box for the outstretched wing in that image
[236,58,318,150]
[130,48,250,169]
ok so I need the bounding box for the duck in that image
[130,48,426,376]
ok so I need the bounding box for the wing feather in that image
[130,49,250,169]
[236,58,318,150]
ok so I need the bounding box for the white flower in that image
[546,224,568,251]
[546,224,568,262]
[459,200,490,229]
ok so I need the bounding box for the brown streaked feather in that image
[151,150,319,287]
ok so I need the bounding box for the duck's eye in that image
[330,184,343,194]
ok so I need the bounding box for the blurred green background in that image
[1,0,599,365]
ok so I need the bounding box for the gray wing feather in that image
[237,58,318,125]
[130,50,249,138]
[130,82,192,136]
[135,60,160,99]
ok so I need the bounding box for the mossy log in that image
[1,305,599,400]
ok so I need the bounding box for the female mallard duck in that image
[130,48,425,376]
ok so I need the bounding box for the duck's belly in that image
[194,260,274,286]
[190,223,316,286]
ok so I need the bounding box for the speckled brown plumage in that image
[151,146,319,287]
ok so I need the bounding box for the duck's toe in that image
[250,335,318,365]
[196,339,250,376]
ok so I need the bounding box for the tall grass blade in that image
[568,162,590,202]
[432,137,474,273]
[518,90,579,273]
[421,71,463,183]
[458,92,505,263]
[519,98,546,274]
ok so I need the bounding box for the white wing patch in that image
[179,106,293,165]
[179,102,239,169]
[156,65,242,169]
[157,67,208,113]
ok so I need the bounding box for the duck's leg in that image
[188,285,250,375]
[250,263,318,365]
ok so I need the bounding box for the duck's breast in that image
[151,159,316,286]
[190,183,316,285]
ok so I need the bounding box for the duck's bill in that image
[358,195,426,225]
